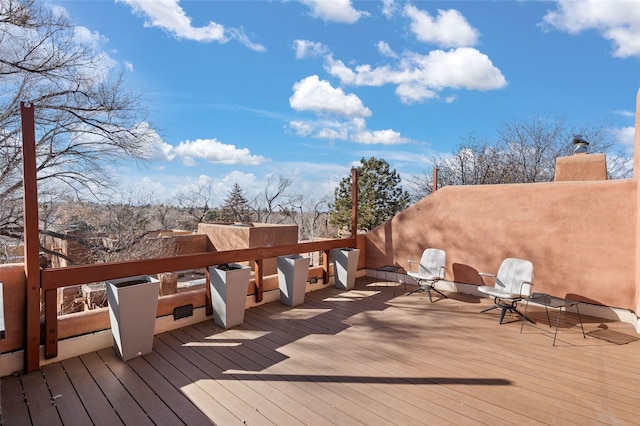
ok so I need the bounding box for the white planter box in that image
[209,264,250,329]
[332,248,360,290]
[277,255,311,307]
[106,275,159,361]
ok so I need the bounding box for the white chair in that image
[407,248,447,302]
[478,258,534,324]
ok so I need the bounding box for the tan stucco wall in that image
[635,90,640,321]
[0,263,26,353]
[555,153,608,181]
[198,223,299,276]
[365,178,636,311]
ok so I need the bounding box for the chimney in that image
[571,134,589,154]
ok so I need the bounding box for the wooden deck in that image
[2,277,640,425]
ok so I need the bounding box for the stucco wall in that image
[365,178,636,311]
[198,223,299,276]
[0,263,26,353]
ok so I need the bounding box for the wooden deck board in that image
[125,355,214,425]
[60,356,124,426]
[2,277,640,425]
[79,351,153,425]
[1,374,31,426]
[141,338,235,424]
[20,370,62,426]
[193,323,375,425]
[186,322,341,426]
[250,293,539,425]
[234,318,478,425]
[40,362,93,426]
[168,326,306,425]
[97,348,186,426]
[241,302,476,424]
[154,333,272,423]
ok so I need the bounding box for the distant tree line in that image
[406,116,632,201]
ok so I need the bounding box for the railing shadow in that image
[152,276,500,385]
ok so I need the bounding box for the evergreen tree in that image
[218,183,252,223]
[329,157,410,235]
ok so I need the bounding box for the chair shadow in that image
[586,324,640,345]
[445,292,482,304]
[452,263,484,286]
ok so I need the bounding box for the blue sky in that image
[55,0,639,205]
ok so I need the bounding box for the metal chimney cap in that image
[571,134,589,154]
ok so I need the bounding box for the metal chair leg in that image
[512,306,535,324]
[483,298,534,324]
[431,287,447,299]
[481,305,500,313]
[499,307,508,324]
[407,280,446,302]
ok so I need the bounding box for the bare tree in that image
[152,204,179,230]
[408,115,630,200]
[0,0,156,254]
[174,179,217,229]
[250,174,292,223]
[285,192,331,241]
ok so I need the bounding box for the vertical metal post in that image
[44,289,57,358]
[205,267,213,316]
[351,167,358,238]
[432,167,439,192]
[322,250,330,284]
[254,259,263,302]
[21,102,41,372]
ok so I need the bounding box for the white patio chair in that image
[478,258,534,324]
[406,248,447,302]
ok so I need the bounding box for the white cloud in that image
[326,47,507,103]
[381,0,398,19]
[288,77,410,145]
[117,121,175,161]
[349,117,407,145]
[394,84,437,103]
[404,5,479,48]
[289,120,315,136]
[73,26,107,49]
[62,26,118,82]
[542,0,640,58]
[616,110,636,118]
[289,75,372,117]
[294,39,329,59]
[325,56,393,86]
[174,138,266,166]
[145,138,176,162]
[290,117,349,140]
[299,0,366,24]
[407,48,506,90]
[218,171,259,193]
[317,126,349,140]
[116,0,265,51]
[352,128,408,145]
[615,126,635,152]
[288,117,409,145]
[377,41,398,58]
